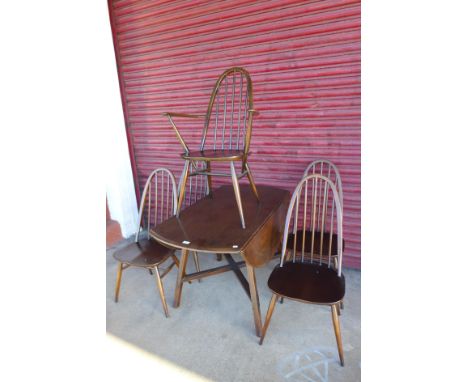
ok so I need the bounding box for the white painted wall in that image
[104,25,139,238]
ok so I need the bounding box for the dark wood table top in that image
[150,184,290,267]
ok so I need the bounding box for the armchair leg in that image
[177,160,190,216]
[331,304,345,366]
[206,162,213,196]
[244,162,260,201]
[154,266,170,318]
[230,161,246,229]
[114,262,123,303]
[259,294,278,345]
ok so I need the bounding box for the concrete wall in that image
[105,19,138,238]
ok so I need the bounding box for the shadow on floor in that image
[106,238,361,382]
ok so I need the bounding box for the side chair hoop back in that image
[178,161,210,209]
[136,168,178,243]
[280,174,343,276]
[176,162,206,277]
[303,159,343,209]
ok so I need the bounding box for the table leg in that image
[174,249,189,308]
[246,264,262,337]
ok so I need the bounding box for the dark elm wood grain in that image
[181,149,244,161]
[268,262,346,304]
[150,184,289,267]
[113,238,174,268]
[150,184,290,336]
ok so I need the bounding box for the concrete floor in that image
[107,239,361,382]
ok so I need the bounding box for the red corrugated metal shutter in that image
[109,0,361,268]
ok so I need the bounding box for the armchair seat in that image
[182,149,244,161]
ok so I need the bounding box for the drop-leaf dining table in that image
[150,184,290,336]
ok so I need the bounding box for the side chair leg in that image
[148,269,153,275]
[177,160,190,216]
[331,304,345,366]
[244,162,260,201]
[154,266,170,318]
[259,294,279,345]
[193,251,201,282]
[114,262,123,303]
[230,161,246,229]
[340,300,344,310]
[171,253,180,268]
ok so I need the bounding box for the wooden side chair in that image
[177,161,208,272]
[113,168,198,317]
[259,174,346,367]
[164,67,259,229]
[178,161,210,209]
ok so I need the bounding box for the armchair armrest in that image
[163,111,206,153]
[162,112,205,119]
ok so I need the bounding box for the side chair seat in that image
[286,230,345,256]
[181,149,244,162]
[268,262,345,304]
[113,238,174,268]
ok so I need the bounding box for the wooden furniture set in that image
[112,68,347,366]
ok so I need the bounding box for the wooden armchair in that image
[164,67,259,228]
